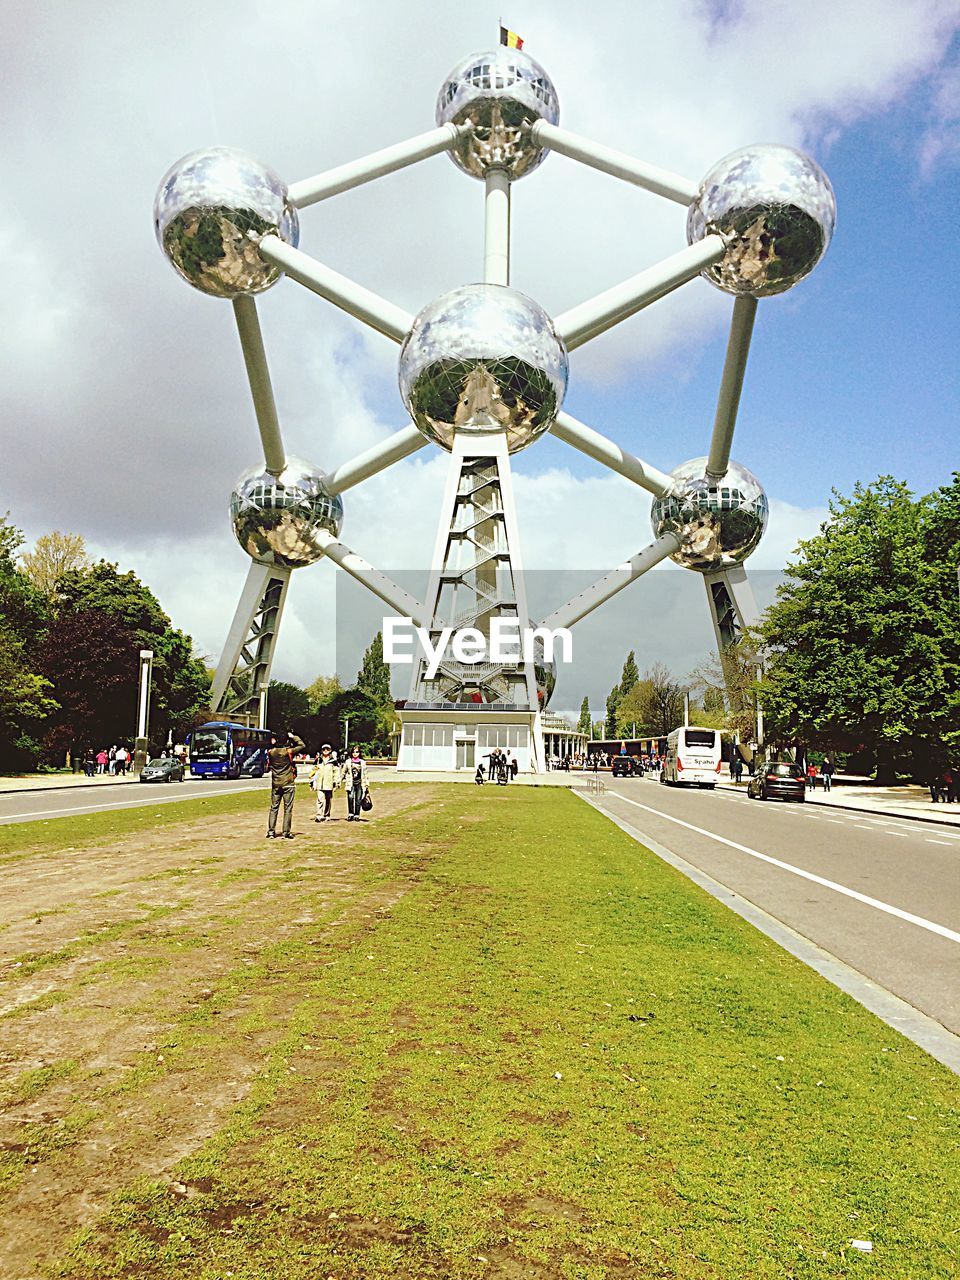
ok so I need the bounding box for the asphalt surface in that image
[595,775,960,1036]
[0,777,270,825]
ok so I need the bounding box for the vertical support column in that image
[484,170,511,286]
[134,648,154,774]
[703,565,763,752]
[210,560,293,721]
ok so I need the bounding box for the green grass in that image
[9,787,958,1278]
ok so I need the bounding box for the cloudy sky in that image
[3,0,959,719]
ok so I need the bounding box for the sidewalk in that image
[0,772,145,794]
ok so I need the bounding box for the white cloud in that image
[5,0,957,692]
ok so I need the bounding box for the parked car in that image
[139,756,185,784]
[747,761,805,802]
[611,756,635,778]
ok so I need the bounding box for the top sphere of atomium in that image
[154,146,299,298]
[687,144,835,297]
[651,458,768,573]
[399,283,568,454]
[436,47,559,180]
[230,457,343,569]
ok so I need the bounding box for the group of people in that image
[82,745,132,776]
[805,758,836,791]
[929,767,960,803]
[265,732,373,839]
[475,748,518,785]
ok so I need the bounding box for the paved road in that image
[595,775,960,1036]
[0,778,270,825]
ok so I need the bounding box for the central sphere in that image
[230,457,343,568]
[436,47,559,180]
[651,458,768,572]
[154,146,298,298]
[399,284,568,454]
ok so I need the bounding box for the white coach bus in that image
[660,726,723,789]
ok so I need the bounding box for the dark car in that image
[747,761,805,802]
[611,756,635,778]
[139,756,185,784]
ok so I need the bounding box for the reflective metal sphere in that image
[436,47,559,179]
[687,145,835,297]
[651,458,768,572]
[230,457,343,568]
[154,147,299,298]
[399,284,568,453]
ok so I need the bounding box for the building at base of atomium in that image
[154,42,835,772]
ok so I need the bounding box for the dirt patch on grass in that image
[0,785,443,1280]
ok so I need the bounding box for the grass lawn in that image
[1,785,957,1279]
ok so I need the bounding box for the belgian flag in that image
[499,24,524,50]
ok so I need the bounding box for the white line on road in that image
[927,840,952,846]
[0,786,263,823]
[606,793,960,946]
[882,831,910,838]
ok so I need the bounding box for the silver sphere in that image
[154,146,299,298]
[399,284,568,454]
[436,47,559,180]
[230,457,343,569]
[651,458,768,573]
[687,145,836,297]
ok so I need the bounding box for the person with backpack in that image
[266,730,305,839]
[341,747,369,821]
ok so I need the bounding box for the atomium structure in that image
[155,42,835,771]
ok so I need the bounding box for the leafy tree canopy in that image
[20,531,90,599]
[759,477,954,778]
[577,696,591,736]
[356,631,392,707]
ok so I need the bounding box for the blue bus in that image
[188,721,272,779]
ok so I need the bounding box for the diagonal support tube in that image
[541,533,680,631]
[550,411,674,497]
[258,237,413,342]
[705,295,758,479]
[324,424,429,496]
[314,529,428,626]
[289,123,468,208]
[555,236,725,350]
[530,120,699,205]
[232,296,287,476]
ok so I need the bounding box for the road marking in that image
[605,793,960,946]
[882,831,910,838]
[927,839,952,846]
[0,785,263,823]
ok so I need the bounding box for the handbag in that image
[360,788,373,812]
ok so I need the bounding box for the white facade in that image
[397,709,536,772]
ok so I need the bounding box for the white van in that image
[661,727,722,788]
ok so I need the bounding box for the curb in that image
[717,783,960,830]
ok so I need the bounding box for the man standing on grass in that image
[266,730,305,839]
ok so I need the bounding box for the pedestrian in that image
[951,768,960,804]
[475,761,485,785]
[944,767,957,804]
[266,730,305,839]
[341,747,368,821]
[510,754,519,779]
[309,744,338,822]
[108,745,117,775]
[821,756,834,792]
[96,748,108,774]
[805,761,818,791]
[732,754,744,785]
[83,748,96,777]
[115,745,128,777]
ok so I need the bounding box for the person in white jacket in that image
[309,745,339,822]
[341,747,368,821]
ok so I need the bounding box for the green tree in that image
[0,516,55,770]
[356,631,392,706]
[266,680,311,731]
[759,478,947,782]
[305,673,343,712]
[619,650,639,698]
[49,561,210,745]
[919,472,960,756]
[616,663,685,737]
[20,531,90,599]
[577,696,591,737]
[605,687,620,738]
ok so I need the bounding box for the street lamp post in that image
[258,683,269,731]
[134,649,154,774]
